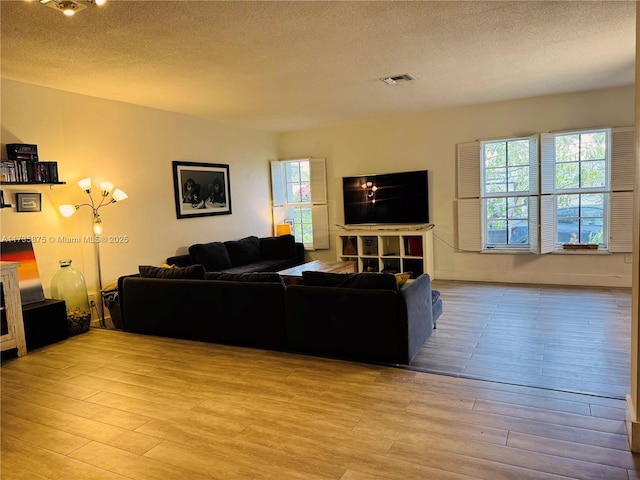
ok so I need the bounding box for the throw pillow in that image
[260,235,296,260]
[205,272,284,285]
[394,272,411,286]
[188,242,232,271]
[224,236,261,267]
[139,264,206,279]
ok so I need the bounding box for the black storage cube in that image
[22,299,69,350]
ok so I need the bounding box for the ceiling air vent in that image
[381,73,416,85]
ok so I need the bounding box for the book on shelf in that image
[0,161,17,182]
[0,159,59,183]
[6,144,38,162]
[41,161,59,183]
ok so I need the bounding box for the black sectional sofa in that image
[119,267,441,365]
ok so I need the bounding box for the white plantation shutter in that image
[528,134,539,195]
[457,199,482,251]
[309,158,329,250]
[528,195,539,253]
[311,204,330,249]
[609,127,635,253]
[540,133,556,194]
[457,142,480,199]
[456,142,481,251]
[611,127,635,192]
[309,158,327,204]
[609,191,634,252]
[310,158,329,249]
[540,195,556,254]
[270,161,285,207]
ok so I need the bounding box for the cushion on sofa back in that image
[302,271,349,287]
[260,235,296,260]
[189,242,232,271]
[205,271,284,286]
[302,271,398,291]
[139,264,206,279]
[341,272,399,291]
[224,236,261,267]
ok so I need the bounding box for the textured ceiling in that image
[1,0,636,132]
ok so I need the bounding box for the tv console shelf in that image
[336,228,434,279]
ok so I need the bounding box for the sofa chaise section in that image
[284,273,436,364]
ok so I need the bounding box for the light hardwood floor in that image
[412,281,632,399]
[2,328,640,479]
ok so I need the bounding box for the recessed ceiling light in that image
[381,73,416,85]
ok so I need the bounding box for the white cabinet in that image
[0,262,27,356]
[337,229,434,279]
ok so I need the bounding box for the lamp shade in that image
[276,224,292,236]
[77,177,92,191]
[112,188,128,202]
[59,204,77,217]
[99,181,114,196]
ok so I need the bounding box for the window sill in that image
[481,249,531,254]
[480,248,611,255]
[551,249,610,255]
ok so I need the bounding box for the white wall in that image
[1,79,277,296]
[2,81,633,291]
[278,86,635,287]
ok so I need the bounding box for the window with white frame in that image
[457,135,538,252]
[270,157,329,250]
[482,137,537,249]
[542,129,608,247]
[456,127,634,254]
[540,127,634,253]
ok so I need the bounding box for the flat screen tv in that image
[342,170,429,225]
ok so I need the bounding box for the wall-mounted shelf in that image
[0,181,65,186]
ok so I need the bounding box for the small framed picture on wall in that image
[15,193,41,212]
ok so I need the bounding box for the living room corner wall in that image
[0,79,278,297]
[277,85,635,287]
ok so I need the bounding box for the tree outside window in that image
[553,130,607,246]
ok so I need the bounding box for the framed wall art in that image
[15,192,41,212]
[172,161,232,219]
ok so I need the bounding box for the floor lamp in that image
[59,177,127,327]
